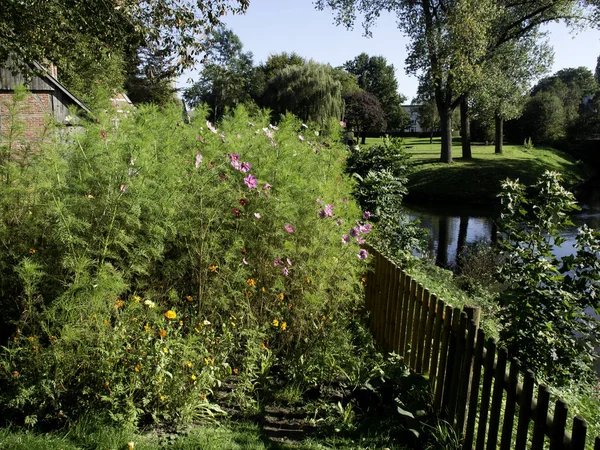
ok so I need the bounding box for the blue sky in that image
[178,1,600,101]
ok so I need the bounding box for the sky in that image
[177,1,600,102]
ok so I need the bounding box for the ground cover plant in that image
[362,137,592,204]
[0,99,379,430]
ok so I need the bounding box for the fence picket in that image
[532,385,550,450]
[464,328,485,450]
[398,272,411,355]
[571,416,587,450]
[429,299,445,392]
[486,347,507,450]
[550,400,568,450]
[415,288,430,372]
[499,358,520,450]
[456,318,477,438]
[410,284,424,368]
[515,370,535,450]
[422,292,437,374]
[475,339,496,450]
[393,271,406,353]
[434,305,453,411]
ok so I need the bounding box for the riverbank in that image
[363,137,595,204]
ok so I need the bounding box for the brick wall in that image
[0,91,53,142]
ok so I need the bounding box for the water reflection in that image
[404,189,600,267]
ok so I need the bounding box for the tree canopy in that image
[343,91,387,143]
[316,0,583,163]
[344,53,408,130]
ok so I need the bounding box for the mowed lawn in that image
[362,137,592,204]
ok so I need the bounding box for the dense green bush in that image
[0,102,374,428]
[344,137,426,261]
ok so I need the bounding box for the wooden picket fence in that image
[364,248,600,450]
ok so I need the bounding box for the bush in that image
[0,103,373,428]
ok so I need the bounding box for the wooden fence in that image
[364,248,600,450]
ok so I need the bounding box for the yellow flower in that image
[306,277,311,284]
[190,374,197,381]
[158,329,167,338]
[115,299,124,309]
[28,336,34,343]
[209,265,218,272]
[50,335,57,341]
[179,320,183,326]
[133,295,141,302]
[160,395,165,401]
[144,323,150,332]
[186,361,192,368]
[261,287,265,293]
[281,322,287,331]
[204,358,214,365]
[163,347,168,354]
[186,295,193,302]
[279,293,284,301]
[134,364,142,372]
[29,248,36,254]
[272,319,279,327]
[104,319,109,326]
[246,278,256,287]
[128,442,135,450]
[164,310,176,320]
[246,290,253,297]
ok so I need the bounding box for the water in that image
[404,184,600,373]
[404,187,600,267]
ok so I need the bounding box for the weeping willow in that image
[266,62,343,127]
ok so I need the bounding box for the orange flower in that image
[246,278,256,287]
[29,248,36,254]
[134,364,142,372]
[186,295,193,302]
[208,265,218,272]
[164,310,176,320]
[12,371,19,377]
[158,329,167,338]
[115,299,124,309]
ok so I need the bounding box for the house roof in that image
[30,61,91,115]
[0,58,91,115]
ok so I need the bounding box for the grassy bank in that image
[363,137,593,204]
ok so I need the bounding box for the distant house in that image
[0,59,91,144]
[401,105,423,133]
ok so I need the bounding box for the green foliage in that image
[345,137,426,261]
[343,91,387,143]
[0,100,371,428]
[344,53,409,131]
[519,91,567,145]
[497,171,600,382]
[265,62,344,127]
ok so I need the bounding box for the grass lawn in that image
[363,137,593,204]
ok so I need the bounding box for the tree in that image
[343,91,387,144]
[316,0,579,163]
[519,91,567,144]
[125,48,179,106]
[532,67,598,127]
[344,53,409,130]
[416,99,440,144]
[184,27,254,120]
[1,0,249,100]
[595,55,600,84]
[264,62,343,126]
[497,171,600,381]
[471,34,553,154]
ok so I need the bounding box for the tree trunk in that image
[436,216,449,268]
[439,108,453,163]
[495,115,503,154]
[460,96,472,159]
[429,129,433,144]
[361,133,366,145]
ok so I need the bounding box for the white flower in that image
[203,320,211,326]
[144,299,155,308]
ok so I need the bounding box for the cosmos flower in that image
[244,175,258,189]
[284,224,294,233]
[357,249,369,260]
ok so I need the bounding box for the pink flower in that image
[357,249,368,260]
[269,124,279,130]
[100,130,106,139]
[324,204,334,217]
[281,267,289,276]
[356,237,365,244]
[240,162,251,173]
[299,135,304,141]
[232,208,241,217]
[284,224,294,233]
[342,234,350,244]
[340,121,346,127]
[229,153,240,162]
[237,134,241,139]
[363,211,371,220]
[243,257,248,265]
[244,175,258,189]
[274,258,282,267]
[254,212,261,219]
[195,153,202,168]
[196,135,204,142]
[318,210,327,219]
[350,227,360,237]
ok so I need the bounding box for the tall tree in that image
[343,91,387,144]
[344,53,409,130]
[264,62,343,126]
[595,55,600,83]
[316,0,580,163]
[184,27,254,120]
[471,34,553,154]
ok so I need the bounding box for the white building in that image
[401,105,422,133]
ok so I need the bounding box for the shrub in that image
[0,103,372,428]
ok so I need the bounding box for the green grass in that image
[363,137,593,204]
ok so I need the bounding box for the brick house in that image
[0,60,91,144]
